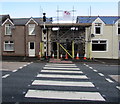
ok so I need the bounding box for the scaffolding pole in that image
[72,41,74,59]
[57,42,59,59]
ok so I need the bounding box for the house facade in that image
[77,16,120,59]
[0,15,51,58]
[0,15,120,59]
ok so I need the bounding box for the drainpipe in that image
[24,25,26,58]
[112,21,114,59]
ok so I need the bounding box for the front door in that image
[28,42,35,57]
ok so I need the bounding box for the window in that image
[118,23,120,35]
[92,40,107,51]
[28,24,35,35]
[5,24,11,35]
[119,41,120,51]
[94,23,102,35]
[30,42,34,49]
[4,41,14,51]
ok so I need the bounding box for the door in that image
[28,42,35,57]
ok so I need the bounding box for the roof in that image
[12,17,52,26]
[0,16,52,26]
[0,15,10,25]
[77,16,120,24]
[40,23,91,27]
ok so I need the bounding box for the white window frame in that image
[28,24,35,35]
[94,23,103,35]
[4,41,14,51]
[118,23,120,35]
[91,39,108,52]
[5,24,12,35]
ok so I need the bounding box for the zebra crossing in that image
[25,62,105,101]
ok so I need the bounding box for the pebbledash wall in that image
[77,16,120,59]
[0,15,120,59]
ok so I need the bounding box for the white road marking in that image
[105,78,114,83]
[85,65,89,67]
[2,74,10,78]
[46,64,76,66]
[98,73,104,77]
[37,74,88,79]
[32,80,95,87]
[45,65,77,67]
[25,90,105,101]
[19,67,23,69]
[41,70,83,73]
[93,70,98,72]
[116,86,120,90]
[43,67,80,70]
[23,65,27,67]
[27,63,31,65]
[89,67,93,69]
[12,70,17,73]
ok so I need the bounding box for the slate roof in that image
[0,16,52,26]
[77,16,120,24]
[12,17,52,26]
[0,15,10,25]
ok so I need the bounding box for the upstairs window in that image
[28,24,35,35]
[5,24,11,35]
[118,23,120,35]
[92,40,107,51]
[4,41,14,51]
[94,23,102,35]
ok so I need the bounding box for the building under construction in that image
[40,23,91,59]
[0,14,120,59]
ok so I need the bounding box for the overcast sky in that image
[0,1,119,18]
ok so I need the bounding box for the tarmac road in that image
[1,60,120,104]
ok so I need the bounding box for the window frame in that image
[5,24,12,35]
[91,39,108,52]
[94,23,103,35]
[4,41,14,51]
[28,24,35,35]
[118,23,120,35]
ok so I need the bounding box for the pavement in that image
[1,59,120,104]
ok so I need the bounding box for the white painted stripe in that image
[32,80,95,87]
[116,86,120,90]
[46,64,76,66]
[98,73,104,77]
[27,63,31,65]
[45,65,77,68]
[19,67,23,69]
[93,70,98,72]
[23,65,27,67]
[89,67,93,69]
[37,74,88,79]
[85,65,89,67]
[2,74,10,78]
[43,67,80,70]
[12,70,17,72]
[41,70,83,73]
[105,78,114,83]
[25,90,105,101]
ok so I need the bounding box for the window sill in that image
[28,34,36,36]
[92,51,107,52]
[3,51,15,52]
[5,34,12,36]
